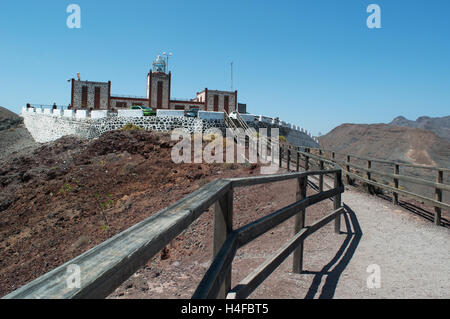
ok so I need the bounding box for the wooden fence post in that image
[213,189,233,298]
[304,149,310,171]
[393,164,399,205]
[332,152,336,161]
[287,149,291,171]
[319,160,324,192]
[334,170,342,234]
[346,155,351,184]
[435,170,443,226]
[293,176,307,273]
[367,160,372,193]
[279,146,283,168]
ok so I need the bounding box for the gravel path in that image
[287,182,450,299]
[333,188,450,298]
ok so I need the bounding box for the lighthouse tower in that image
[147,55,171,109]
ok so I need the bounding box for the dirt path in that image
[328,186,450,298]
[110,174,450,299]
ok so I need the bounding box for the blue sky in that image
[0,0,449,135]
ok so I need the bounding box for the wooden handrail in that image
[193,167,344,299]
[321,158,450,192]
[228,207,344,299]
[4,168,343,299]
[288,146,449,226]
[302,147,450,172]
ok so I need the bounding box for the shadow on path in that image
[376,193,450,228]
[303,203,362,299]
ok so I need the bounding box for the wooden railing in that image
[193,169,344,299]
[4,165,344,299]
[281,145,449,226]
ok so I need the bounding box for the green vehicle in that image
[130,105,156,116]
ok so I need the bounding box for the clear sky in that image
[1,0,449,135]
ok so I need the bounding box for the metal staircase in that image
[224,112,275,164]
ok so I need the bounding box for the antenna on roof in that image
[231,62,233,91]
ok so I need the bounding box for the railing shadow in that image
[303,203,362,299]
[376,193,450,228]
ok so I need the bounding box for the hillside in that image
[389,115,450,142]
[0,106,38,161]
[318,123,450,203]
[0,129,265,296]
[0,106,22,131]
[319,123,450,168]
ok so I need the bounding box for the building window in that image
[94,87,101,109]
[214,95,219,112]
[81,86,88,108]
[174,105,185,110]
[157,81,163,108]
[116,102,127,108]
[224,95,229,113]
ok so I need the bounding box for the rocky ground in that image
[0,129,262,296]
[0,107,39,162]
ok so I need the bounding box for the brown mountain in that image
[0,106,37,161]
[318,123,450,168]
[389,115,450,142]
[0,106,22,131]
[318,123,450,201]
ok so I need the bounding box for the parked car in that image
[130,105,156,116]
[185,108,200,118]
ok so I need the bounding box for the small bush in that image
[121,123,143,131]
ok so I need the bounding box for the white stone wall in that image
[23,113,99,143]
[117,110,144,117]
[21,110,319,148]
[91,110,109,119]
[198,111,224,121]
[156,110,185,117]
[22,113,207,143]
[76,110,89,119]
[64,110,74,118]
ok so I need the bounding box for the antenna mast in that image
[231,62,233,91]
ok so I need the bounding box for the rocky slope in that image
[0,129,262,297]
[318,123,450,202]
[319,123,450,168]
[0,106,38,161]
[0,106,22,131]
[389,115,450,142]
